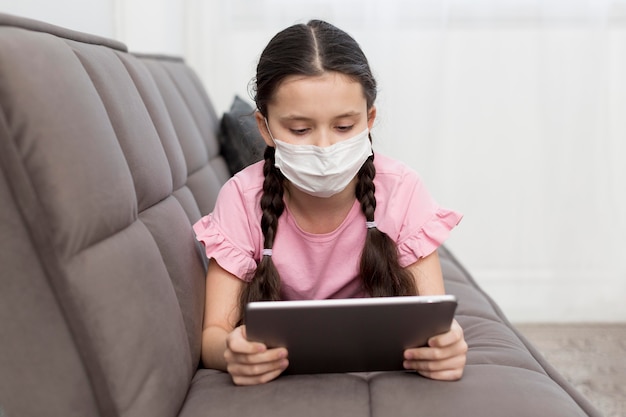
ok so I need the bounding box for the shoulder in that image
[221,161,265,199]
[211,161,265,222]
[371,153,434,229]
[373,152,421,190]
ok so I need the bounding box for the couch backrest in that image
[0,13,230,417]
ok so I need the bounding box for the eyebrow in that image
[279,111,362,122]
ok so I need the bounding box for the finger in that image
[404,355,466,382]
[416,366,465,381]
[226,346,288,366]
[228,356,288,376]
[428,320,464,348]
[405,336,467,362]
[231,364,288,386]
[228,357,289,384]
[226,326,267,355]
[404,351,466,373]
[415,350,466,380]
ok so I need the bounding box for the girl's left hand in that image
[402,319,468,380]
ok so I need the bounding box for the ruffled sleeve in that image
[397,207,463,267]
[193,214,257,280]
[375,156,462,267]
[192,169,264,281]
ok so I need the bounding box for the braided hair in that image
[356,155,416,296]
[238,147,284,315]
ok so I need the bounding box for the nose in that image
[316,129,333,148]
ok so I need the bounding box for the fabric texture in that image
[193,153,462,300]
[219,95,267,174]
[0,13,220,416]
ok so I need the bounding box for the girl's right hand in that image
[224,325,289,385]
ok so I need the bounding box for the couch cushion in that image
[368,366,590,417]
[219,95,266,174]
[0,157,100,417]
[0,14,216,417]
[437,247,601,416]
[138,55,231,222]
[179,369,371,417]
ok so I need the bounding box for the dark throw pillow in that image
[219,95,267,174]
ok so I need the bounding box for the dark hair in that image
[240,20,415,322]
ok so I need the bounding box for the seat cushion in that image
[179,369,371,417]
[368,366,590,417]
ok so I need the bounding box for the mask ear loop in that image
[264,118,276,143]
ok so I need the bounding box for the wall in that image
[0,0,185,55]
[2,0,625,322]
[0,0,116,37]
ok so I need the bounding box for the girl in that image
[194,20,467,386]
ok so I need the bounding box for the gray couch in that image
[0,12,601,417]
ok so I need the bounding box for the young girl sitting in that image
[194,19,467,386]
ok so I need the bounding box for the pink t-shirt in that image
[193,153,462,300]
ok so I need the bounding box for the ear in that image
[255,111,275,147]
[367,106,377,130]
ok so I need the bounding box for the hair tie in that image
[365,221,377,229]
[262,248,273,257]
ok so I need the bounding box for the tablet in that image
[245,294,458,374]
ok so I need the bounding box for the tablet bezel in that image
[245,294,458,374]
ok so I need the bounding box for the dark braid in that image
[238,147,284,323]
[356,155,417,296]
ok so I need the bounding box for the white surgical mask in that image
[265,120,373,198]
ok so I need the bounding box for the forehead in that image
[268,72,367,119]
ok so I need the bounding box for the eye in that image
[336,125,354,132]
[290,128,310,135]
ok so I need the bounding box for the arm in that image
[202,260,288,385]
[407,249,446,296]
[402,250,468,380]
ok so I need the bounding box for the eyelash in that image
[289,125,354,135]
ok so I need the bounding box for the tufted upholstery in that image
[0,13,228,416]
[0,12,600,417]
